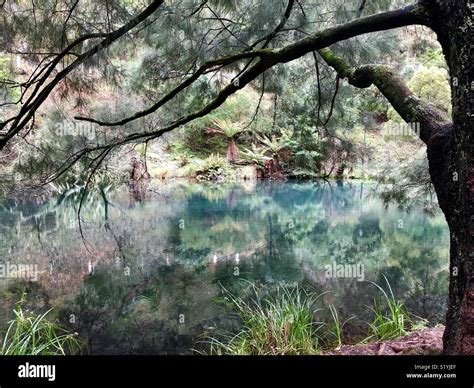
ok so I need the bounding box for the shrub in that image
[365,276,426,342]
[1,294,83,355]
[204,285,322,355]
[388,66,451,122]
[195,154,227,181]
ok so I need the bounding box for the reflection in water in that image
[0,181,449,354]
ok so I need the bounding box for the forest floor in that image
[143,128,425,183]
[325,326,444,355]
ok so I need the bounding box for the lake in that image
[0,180,449,354]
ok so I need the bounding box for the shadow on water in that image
[0,180,449,354]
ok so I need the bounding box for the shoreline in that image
[325,326,445,356]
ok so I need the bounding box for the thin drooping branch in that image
[248,0,296,50]
[312,51,323,125]
[0,0,165,150]
[323,74,340,126]
[243,72,266,130]
[218,0,296,103]
[317,47,451,144]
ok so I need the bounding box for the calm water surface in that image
[0,181,449,354]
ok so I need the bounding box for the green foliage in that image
[202,278,429,355]
[212,118,245,139]
[287,127,327,175]
[366,276,426,342]
[205,284,321,355]
[195,154,227,180]
[241,144,272,167]
[2,0,450,205]
[0,56,20,108]
[1,294,82,355]
[407,67,451,114]
[256,128,293,157]
[420,48,447,70]
[199,153,226,170]
[388,66,451,121]
[376,148,438,215]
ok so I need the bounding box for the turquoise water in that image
[0,180,449,354]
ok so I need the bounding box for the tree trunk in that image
[227,138,240,162]
[335,163,346,179]
[317,1,473,354]
[427,0,474,354]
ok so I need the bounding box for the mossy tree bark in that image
[318,0,474,354]
[428,0,474,355]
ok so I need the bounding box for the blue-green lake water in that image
[0,180,449,354]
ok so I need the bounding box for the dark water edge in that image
[0,180,449,354]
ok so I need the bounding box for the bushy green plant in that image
[388,66,451,122]
[1,294,83,355]
[197,278,431,355]
[241,143,272,167]
[195,154,227,181]
[365,276,425,342]
[203,284,322,355]
[327,304,354,349]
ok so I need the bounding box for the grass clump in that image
[1,294,83,355]
[206,284,322,355]
[366,275,426,342]
[200,277,428,355]
[328,304,354,349]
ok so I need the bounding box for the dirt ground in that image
[325,326,445,355]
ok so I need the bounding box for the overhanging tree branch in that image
[40,1,436,185]
[0,0,165,150]
[74,1,432,135]
[15,1,438,182]
[317,47,451,144]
